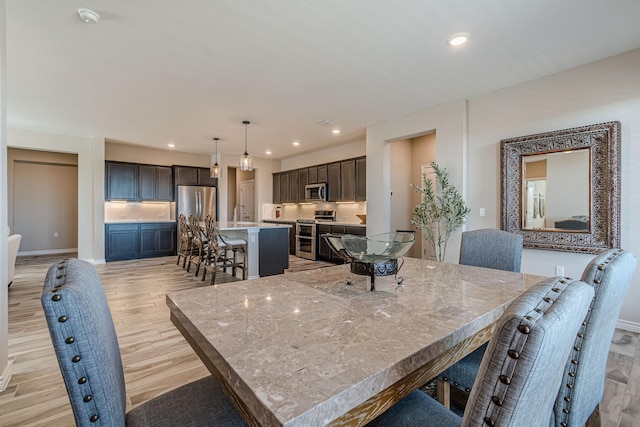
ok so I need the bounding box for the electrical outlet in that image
[479,208,486,217]
[53,232,59,238]
[555,265,565,276]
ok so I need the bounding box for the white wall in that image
[280,140,365,171]
[1,0,10,392]
[367,49,640,328]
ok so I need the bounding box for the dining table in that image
[166,257,545,426]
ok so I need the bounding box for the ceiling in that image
[6,1,640,159]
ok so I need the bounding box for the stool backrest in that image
[463,277,594,427]
[552,249,637,426]
[459,229,523,272]
[41,259,127,426]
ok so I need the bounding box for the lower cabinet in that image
[262,221,296,254]
[317,224,366,264]
[259,227,290,276]
[106,222,176,262]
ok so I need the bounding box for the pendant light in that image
[240,120,253,171]
[210,137,221,178]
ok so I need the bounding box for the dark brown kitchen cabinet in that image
[197,168,218,186]
[327,162,341,202]
[258,227,290,276]
[273,173,281,204]
[289,170,299,203]
[355,156,366,201]
[308,166,318,184]
[340,159,356,201]
[106,162,138,201]
[173,166,218,187]
[280,173,289,203]
[298,168,309,201]
[317,224,366,263]
[140,165,173,201]
[317,164,328,183]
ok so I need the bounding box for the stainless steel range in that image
[295,210,335,260]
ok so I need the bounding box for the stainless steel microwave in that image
[305,183,327,202]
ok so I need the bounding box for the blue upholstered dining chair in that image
[41,258,247,427]
[551,249,637,427]
[367,276,594,427]
[437,229,523,407]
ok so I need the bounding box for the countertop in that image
[218,221,292,230]
[262,219,366,227]
[105,220,176,224]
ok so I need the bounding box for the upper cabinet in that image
[173,166,217,187]
[106,161,174,201]
[106,162,138,201]
[272,156,365,204]
[355,156,366,201]
[140,165,173,201]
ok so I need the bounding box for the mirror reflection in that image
[522,149,590,232]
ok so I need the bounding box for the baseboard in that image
[17,248,78,256]
[0,358,14,392]
[616,320,640,333]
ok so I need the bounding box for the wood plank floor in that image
[1,255,639,426]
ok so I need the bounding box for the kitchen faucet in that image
[233,204,247,223]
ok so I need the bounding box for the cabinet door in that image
[317,164,328,183]
[259,228,290,276]
[345,226,366,236]
[139,165,156,201]
[355,157,366,201]
[106,162,138,201]
[341,160,356,201]
[273,173,281,204]
[105,224,139,261]
[298,168,308,201]
[289,170,299,203]
[156,166,174,200]
[316,224,333,261]
[327,162,341,202]
[198,168,218,186]
[308,167,318,184]
[280,173,289,203]
[174,166,199,186]
[140,223,176,257]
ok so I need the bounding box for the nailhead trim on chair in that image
[48,259,101,424]
[482,277,571,426]
[556,249,622,427]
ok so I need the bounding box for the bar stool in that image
[176,214,193,268]
[186,214,206,277]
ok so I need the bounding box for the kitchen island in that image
[218,221,292,279]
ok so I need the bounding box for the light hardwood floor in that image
[1,255,639,426]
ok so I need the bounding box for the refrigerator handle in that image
[196,191,201,219]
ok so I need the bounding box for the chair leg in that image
[585,404,602,427]
[436,378,451,409]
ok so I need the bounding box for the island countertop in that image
[217,221,292,230]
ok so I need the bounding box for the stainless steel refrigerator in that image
[176,185,217,220]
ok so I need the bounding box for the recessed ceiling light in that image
[78,8,100,24]
[167,143,175,148]
[265,150,272,155]
[332,129,341,134]
[447,32,470,47]
[292,141,300,146]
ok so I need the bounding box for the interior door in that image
[240,180,255,222]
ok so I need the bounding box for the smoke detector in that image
[78,8,100,24]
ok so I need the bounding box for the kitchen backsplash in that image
[262,201,366,224]
[105,201,175,222]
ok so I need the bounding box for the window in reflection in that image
[522,148,590,231]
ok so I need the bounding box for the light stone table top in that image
[167,258,545,426]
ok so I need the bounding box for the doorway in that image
[8,148,78,255]
[389,132,436,259]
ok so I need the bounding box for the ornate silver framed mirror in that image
[501,121,620,254]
